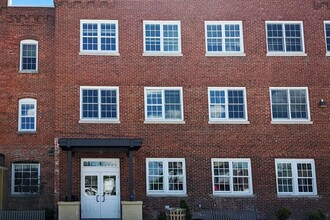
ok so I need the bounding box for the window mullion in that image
[292,162,298,195]
[282,24,287,52]
[160,24,164,52]
[98,89,102,119]
[225,90,229,120]
[229,161,234,194]
[222,24,226,52]
[164,160,168,193]
[162,89,166,120]
[287,89,292,120]
[98,23,101,52]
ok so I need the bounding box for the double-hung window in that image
[208,87,248,123]
[20,40,38,72]
[205,21,245,56]
[324,21,330,56]
[270,87,310,123]
[80,86,119,123]
[12,162,40,195]
[275,159,317,196]
[144,87,183,123]
[146,158,186,195]
[80,20,119,55]
[18,98,37,132]
[143,21,182,56]
[266,21,306,56]
[212,159,253,195]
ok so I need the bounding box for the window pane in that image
[82,23,98,51]
[271,90,289,119]
[267,24,284,52]
[21,44,37,71]
[289,89,308,119]
[285,24,302,52]
[82,89,99,118]
[13,163,39,194]
[145,24,161,52]
[148,161,164,191]
[165,90,181,119]
[228,90,245,119]
[207,25,222,52]
[100,90,117,119]
[326,24,330,52]
[168,161,184,191]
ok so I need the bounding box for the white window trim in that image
[19,39,38,73]
[8,0,54,7]
[208,87,249,124]
[146,158,187,196]
[266,21,307,56]
[11,163,40,195]
[143,20,182,56]
[324,21,330,56]
[79,20,119,56]
[275,159,317,196]
[269,87,311,123]
[144,87,184,123]
[79,86,120,123]
[18,98,37,132]
[205,21,245,56]
[211,158,253,196]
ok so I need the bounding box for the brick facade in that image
[1,0,330,219]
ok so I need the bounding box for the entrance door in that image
[81,159,120,220]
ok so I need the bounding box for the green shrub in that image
[308,210,325,220]
[179,199,192,220]
[157,211,166,220]
[276,207,292,220]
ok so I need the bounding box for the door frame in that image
[81,158,120,219]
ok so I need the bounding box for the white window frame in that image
[146,158,186,196]
[212,158,253,196]
[143,20,182,56]
[80,20,119,56]
[18,98,37,132]
[20,39,38,73]
[208,87,249,124]
[205,21,245,56]
[80,86,120,123]
[324,21,330,56]
[144,87,184,124]
[8,0,54,7]
[275,159,317,196]
[266,21,306,56]
[11,162,40,195]
[269,87,311,124]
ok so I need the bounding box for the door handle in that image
[102,195,105,202]
[96,195,99,202]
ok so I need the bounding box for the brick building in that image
[0,0,330,219]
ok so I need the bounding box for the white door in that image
[81,159,120,220]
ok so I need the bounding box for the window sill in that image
[147,193,187,197]
[326,52,330,56]
[144,120,185,124]
[205,52,246,57]
[79,120,120,124]
[212,194,254,198]
[11,194,39,197]
[271,121,313,124]
[266,52,307,57]
[277,194,319,198]
[209,120,250,124]
[79,51,120,56]
[18,70,38,74]
[16,131,37,135]
[143,53,183,57]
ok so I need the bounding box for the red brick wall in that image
[53,0,330,219]
[0,4,55,212]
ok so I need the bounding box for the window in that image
[12,163,40,195]
[270,87,310,122]
[20,40,38,72]
[146,158,186,195]
[8,0,54,7]
[80,20,119,55]
[205,21,245,56]
[143,21,182,56]
[212,159,253,195]
[266,21,306,55]
[324,21,330,55]
[18,98,37,132]
[275,159,317,196]
[208,87,248,123]
[80,86,119,122]
[144,87,183,122]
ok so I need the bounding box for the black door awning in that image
[58,138,142,152]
